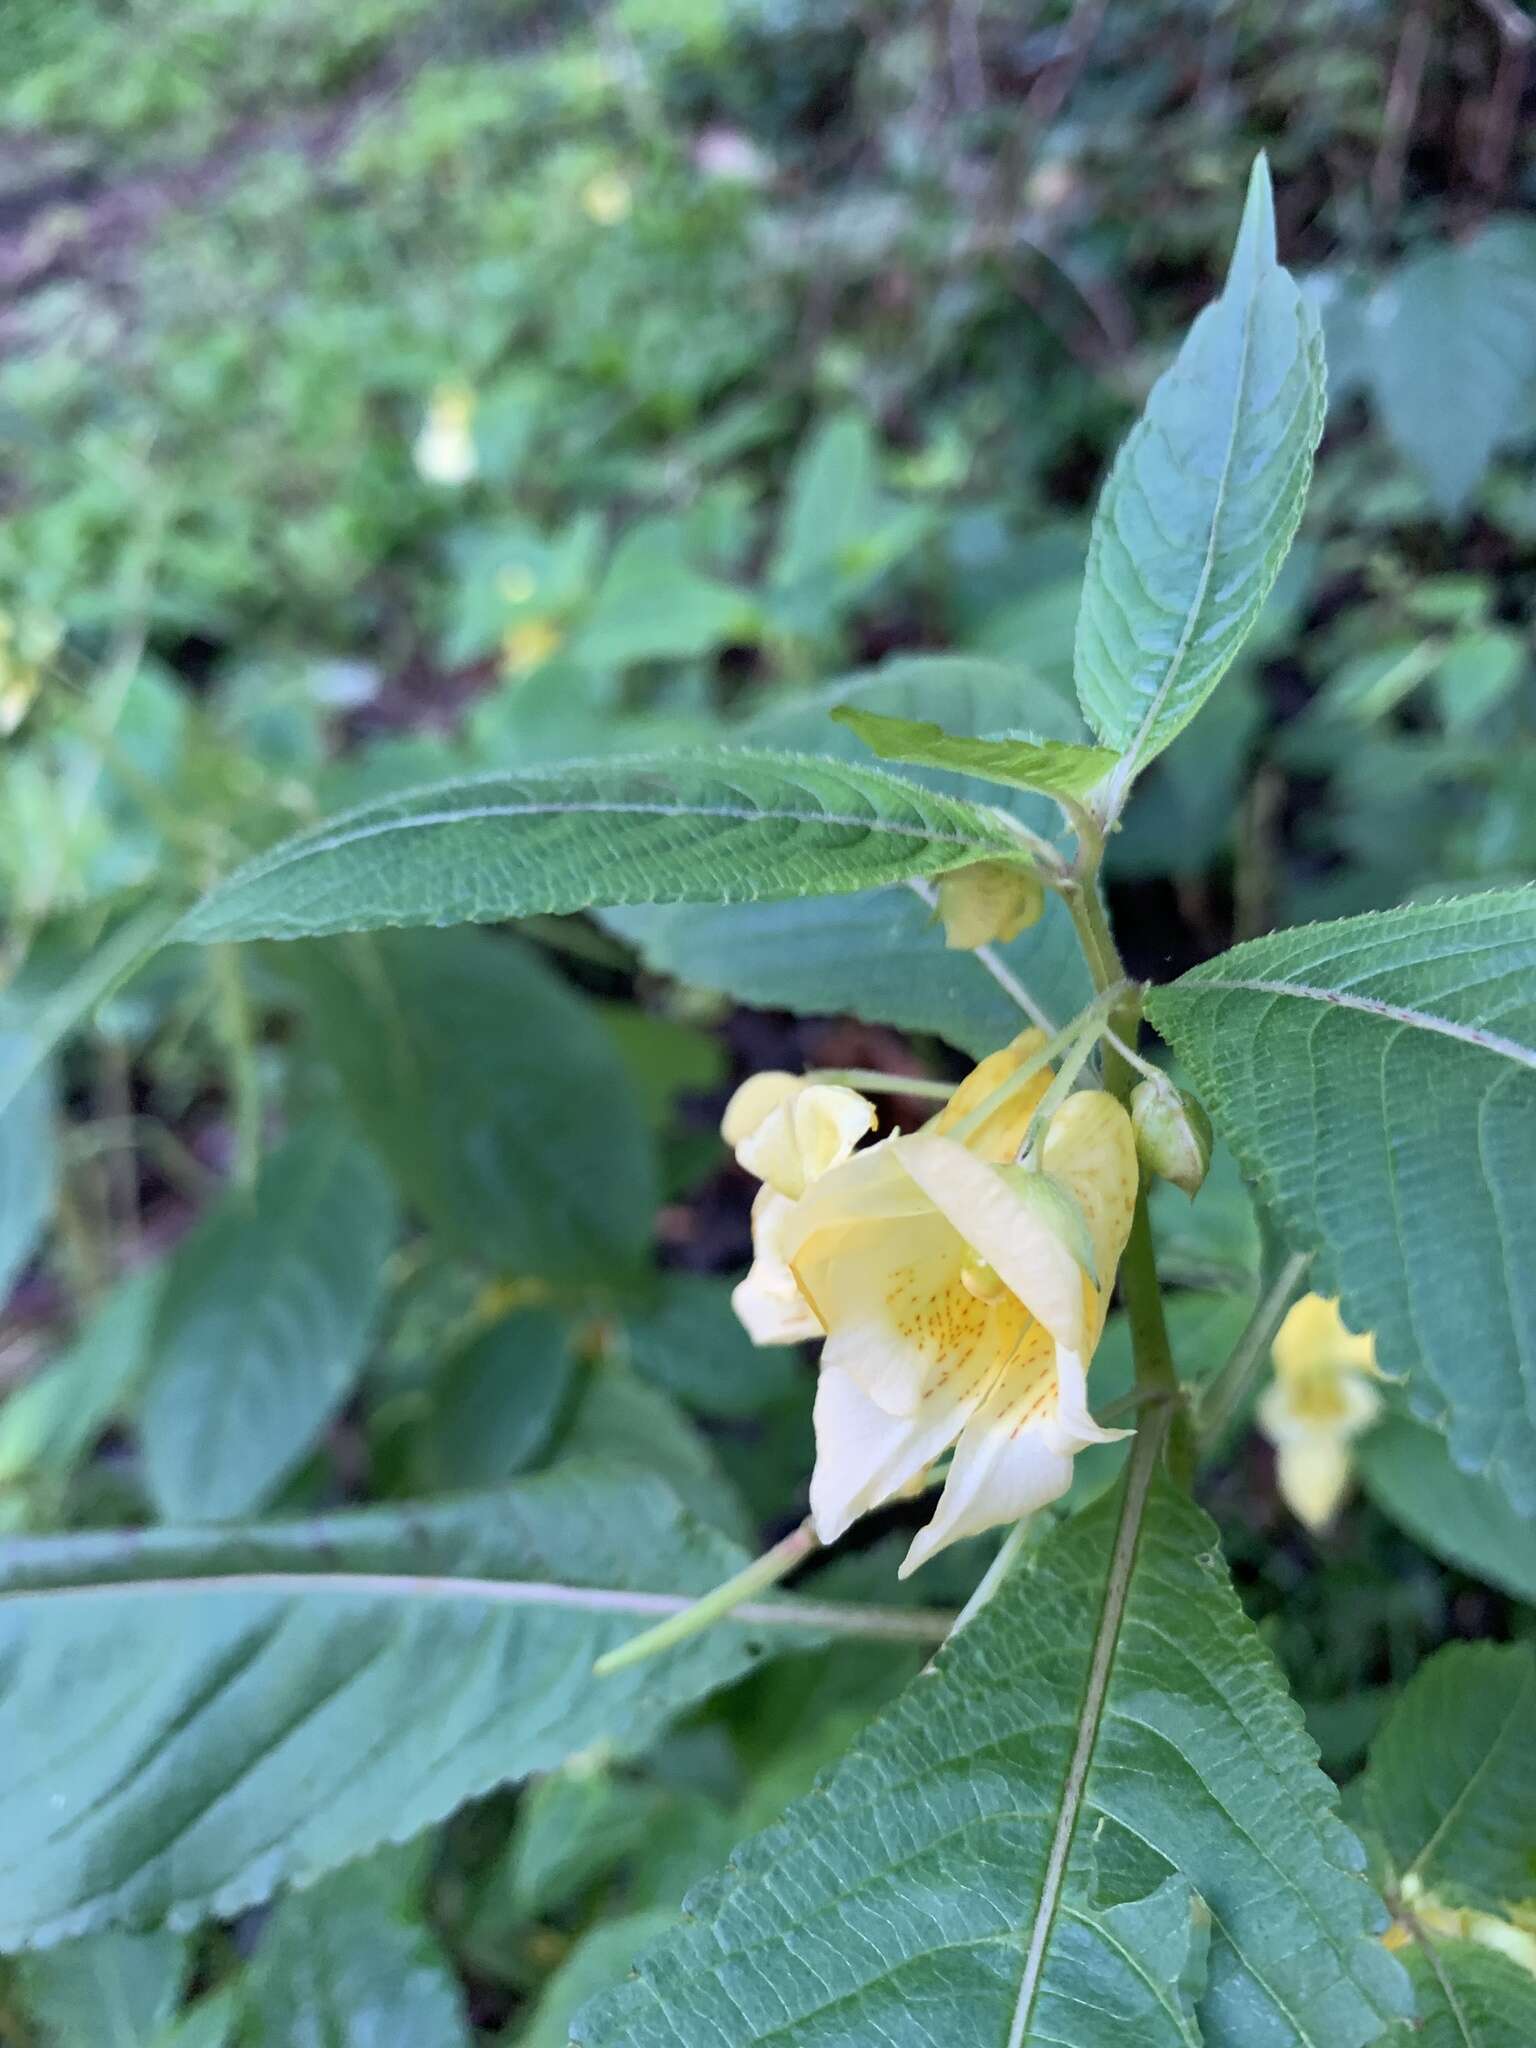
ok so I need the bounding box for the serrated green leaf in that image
[574,1476,1406,2048]
[831,705,1116,801]
[1364,1644,1536,1911]
[239,1864,470,2048]
[1366,223,1536,517]
[1357,1416,1536,1605]
[610,660,1093,1051]
[136,1122,396,1523]
[1075,157,1325,802]
[1395,1939,1536,2048]
[0,1463,772,1951]
[1145,891,1536,1513]
[14,1929,188,2047]
[282,930,655,1285]
[176,751,1034,947]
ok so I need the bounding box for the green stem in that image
[949,985,1125,1145]
[807,1068,955,1101]
[592,1516,819,1677]
[1067,877,1190,1473]
[1194,1248,1313,1447]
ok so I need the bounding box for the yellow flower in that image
[1383,1877,1536,1979]
[581,171,633,225]
[934,860,1044,950]
[1259,1293,1382,1531]
[723,1075,875,1346]
[413,380,478,486]
[500,619,564,676]
[727,1031,1138,1574]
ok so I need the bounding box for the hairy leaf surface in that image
[576,1479,1405,2048]
[0,1464,767,1950]
[1147,892,1536,1511]
[178,752,1034,945]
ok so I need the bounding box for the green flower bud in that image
[934,860,1044,951]
[1130,1080,1213,1199]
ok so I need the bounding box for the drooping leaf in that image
[574,518,754,669]
[14,1929,188,2047]
[238,1863,471,2048]
[611,660,1094,1051]
[556,1369,751,1542]
[0,1463,773,1951]
[176,752,1036,946]
[283,930,655,1285]
[1363,1644,1536,1912]
[575,1478,1407,2048]
[1075,156,1325,800]
[1365,222,1536,517]
[1146,891,1536,1512]
[1393,1939,1536,2048]
[136,1122,396,1522]
[1357,1416,1536,1605]
[830,705,1116,801]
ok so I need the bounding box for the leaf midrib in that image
[1178,975,1536,1071]
[1404,1661,1536,1884]
[1106,259,1265,811]
[1007,1404,1172,2045]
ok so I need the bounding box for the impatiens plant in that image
[3,157,1535,2047]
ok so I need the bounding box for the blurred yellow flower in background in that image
[1383,1876,1536,1979]
[413,380,478,486]
[581,171,633,225]
[500,618,564,677]
[723,1030,1138,1573]
[1259,1292,1382,1531]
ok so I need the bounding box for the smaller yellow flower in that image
[581,171,633,225]
[413,380,478,486]
[723,1075,875,1346]
[1259,1293,1382,1531]
[1383,1877,1536,1980]
[500,619,564,677]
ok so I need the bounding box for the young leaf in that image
[1394,1939,1536,2048]
[136,1122,396,1523]
[1075,157,1325,806]
[1357,1416,1536,1606]
[830,705,1116,801]
[1146,891,1536,1512]
[1366,222,1536,517]
[282,930,655,1285]
[0,1464,768,1950]
[176,752,1037,946]
[238,1864,471,2048]
[1364,1644,1536,1913]
[574,1475,1407,2048]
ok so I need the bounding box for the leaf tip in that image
[1233,151,1278,280]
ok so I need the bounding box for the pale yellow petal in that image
[1272,1293,1376,1381]
[1051,1347,1133,1450]
[897,1133,1088,1354]
[735,1083,875,1199]
[721,1071,802,1148]
[900,1372,1075,1575]
[932,1027,1051,1163]
[808,1364,963,1546]
[730,1187,821,1345]
[1275,1431,1353,1531]
[1039,1091,1139,1309]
